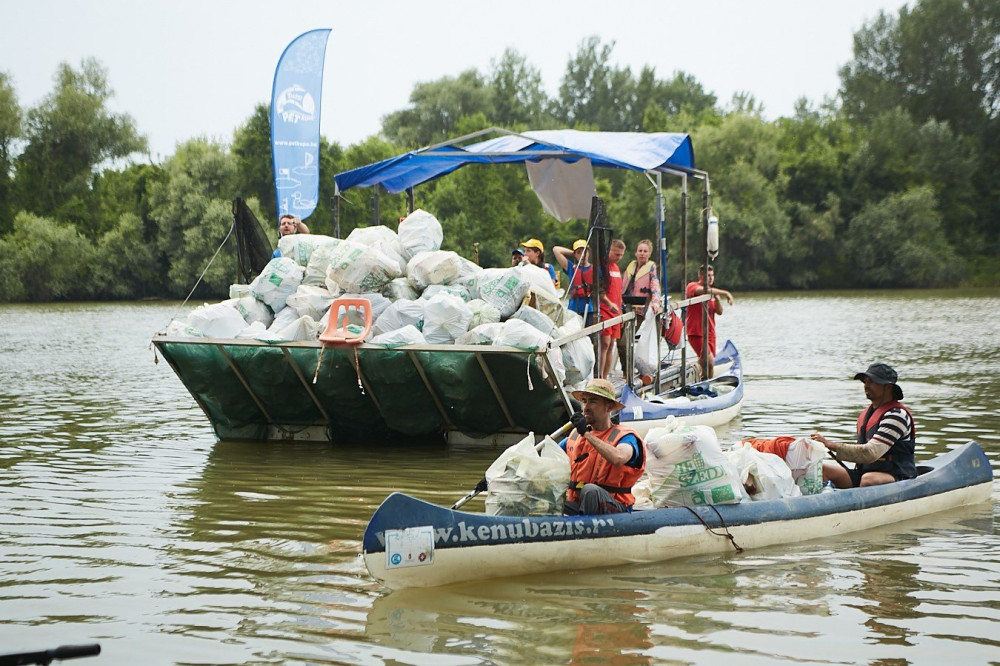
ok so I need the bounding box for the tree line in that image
[0,0,996,302]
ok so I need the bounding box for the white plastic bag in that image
[521,287,566,326]
[421,293,473,344]
[302,241,343,286]
[370,324,426,347]
[555,322,595,386]
[265,314,320,342]
[382,277,420,302]
[511,304,557,337]
[493,318,551,351]
[249,257,304,313]
[406,250,463,290]
[513,263,557,296]
[643,425,743,507]
[634,310,660,377]
[456,322,505,346]
[186,302,249,339]
[727,443,802,501]
[466,299,501,330]
[373,299,425,337]
[785,437,828,496]
[476,268,531,319]
[285,284,337,321]
[277,234,338,267]
[485,433,570,516]
[397,209,443,260]
[420,283,471,302]
[234,295,273,327]
[323,239,401,293]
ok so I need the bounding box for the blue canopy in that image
[334,129,696,194]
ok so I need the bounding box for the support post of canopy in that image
[215,344,274,424]
[655,171,665,394]
[406,187,415,214]
[333,187,341,239]
[680,173,689,386]
[373,184,380,226]
[700,175,712,380]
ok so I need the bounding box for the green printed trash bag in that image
[637,424,743,508]
[485,433,570,516]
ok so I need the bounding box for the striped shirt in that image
[869,407,913,449]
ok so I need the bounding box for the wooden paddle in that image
[451,421,574,510]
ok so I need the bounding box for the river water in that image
[1,290,998,665]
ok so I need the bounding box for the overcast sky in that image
[2,0,906,161]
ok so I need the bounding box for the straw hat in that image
[571,378,626,411]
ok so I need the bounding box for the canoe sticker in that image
[385,526,435,569]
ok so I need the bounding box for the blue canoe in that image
[619,339,744,435]
[362,441,993,589]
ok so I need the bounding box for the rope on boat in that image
[682,504,744,553]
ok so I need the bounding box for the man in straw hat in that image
[560,378,646,515]
[811,362,917,489]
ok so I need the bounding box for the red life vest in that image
[569,263,593,300]
[661,310,683,349]
[565,425,645,507]
[855,401,917,479]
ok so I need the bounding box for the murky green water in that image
[1,290,998,664]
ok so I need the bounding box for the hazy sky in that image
[2,0,905,160]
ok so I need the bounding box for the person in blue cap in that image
[812,362,917,488]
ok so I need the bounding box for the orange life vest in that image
[566,425,645,507]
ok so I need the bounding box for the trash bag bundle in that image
[456,322,505,346]
[284,284,338,321]
[346,224,407,274]
[373,299,425,337]
[407,250,463,290]
[727,443,801,501]
[633,309,660,378]
[743,436,827,496]
[302,241,343,286]
[554,319,595,386]
[514,263,557,296]
[323,239,401,294]
[466,298,501,329]
[522,288,565,326]
[397,209,443,260]
[262,314,320,342]
[420,283,471,302]
[475,268,531,319]
[637,424,743,508]
[485,433,570,516]
[421,292,473,344]
[370,324,426,348]
[382,277,420,302]
[249,257,304,312]
[277,234,339,267]
[511,304,556,337]
[234,295,273,328]
[185,302,248,338]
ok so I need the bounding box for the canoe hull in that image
[619,339,744,433]
[362,442,993,589]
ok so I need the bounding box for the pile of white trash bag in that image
[485,432,570,516]
[632,420,828,509]
[164,208,594,388]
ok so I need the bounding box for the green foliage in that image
[843,186,961,287]
[0,71,22,236]
[13,58,147,237]
[382,69,494,149]
[231,102,275,220]
[148,138,239,298]
[0,211,96,301]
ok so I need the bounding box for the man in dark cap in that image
[812,363,916,488]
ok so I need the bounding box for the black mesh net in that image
[232,198,274,283]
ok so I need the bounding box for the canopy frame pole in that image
[280,347,330,421]
[215,344,274,423]
[333,185,341,239]
[373,184,380,226]
[405,350,456,430]
[406,187,415,214]
[473,352,519,430]
[700,175,712,380]
[680,173,689,385]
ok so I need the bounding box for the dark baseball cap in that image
[854,363,903,399]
